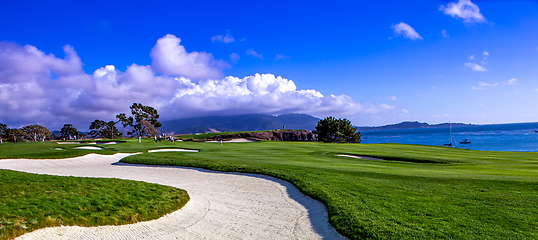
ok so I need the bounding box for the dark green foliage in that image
[60,124,80,140]
[0,169,189,240]
[117,103,161,137]
[21,125,51,142]
[3,128,28,143]
[315,117,361,143]
[89,120,121,139]
[0,123,6,136]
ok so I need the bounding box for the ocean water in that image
[360,122,538,152]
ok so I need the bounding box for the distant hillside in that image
[160,113,320,134]
[356,121,474,131]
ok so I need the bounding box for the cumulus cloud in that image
[0,39,390,129]
[246,49,263,59]
[391,22,423,40]
[471,81,497,90]
[441,30,448,38]
[439,0,487,23]
[211,33,235,43]
[504,78,517,85]
[150,34,228,80]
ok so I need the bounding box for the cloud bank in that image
[0,36,391,129]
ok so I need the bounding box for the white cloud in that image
[472,81,497,90]
[211,33,235,43]
[387,96,398,101]
[0,39,390,129]
[464,62,487,71]
[150,34,228,80]
[439,0,487,23]
[478,82,497,87]
[441,30,448,38]
[391,22,423,40]
[401,109,410,114]
[246,49,263,59]
[274,54,291,61]
[465,52,489,71]
[230,53,240,63]
[504,78,517,85]
[378,104,395,110]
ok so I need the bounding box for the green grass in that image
[1,139,537,239]
[119,141,538,240]
[0,140,189,240]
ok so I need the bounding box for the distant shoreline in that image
[356,121,475,131]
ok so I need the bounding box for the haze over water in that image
[361,122,538,152]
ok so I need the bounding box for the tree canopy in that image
[314,117,361,143]
[60,124,79,139]
[89,120,122,139]
[21,125,51,142]
[117,103,161,137]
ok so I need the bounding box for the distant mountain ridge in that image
[356,121,474,131]
[160,113,320,134]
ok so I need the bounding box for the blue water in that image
[360,122,538,152]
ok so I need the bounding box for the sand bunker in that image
[148,149,199,153]
[54,148,63,150]
[74,146,103,150]
[337,154,385,161]
[0,153,344,240]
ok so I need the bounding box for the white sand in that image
[148,149,199,153]
[0,153,345,240]
[74,146,103,150]
[337,154,384,161]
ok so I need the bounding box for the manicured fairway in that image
[120,141,538,240]
[1,140,537,239]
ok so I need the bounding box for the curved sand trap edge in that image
[336,154,385,161]
[148,149,199,153]
[54,148,63,150]
[74,146,103,150]
[0,153,345,240]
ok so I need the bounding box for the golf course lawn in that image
[1,139,537,239]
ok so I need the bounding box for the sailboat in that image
[443,122,457,147]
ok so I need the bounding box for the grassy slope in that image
[0,140,189,240]
[118,141,538,240]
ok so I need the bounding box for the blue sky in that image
[1,0,538,129]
